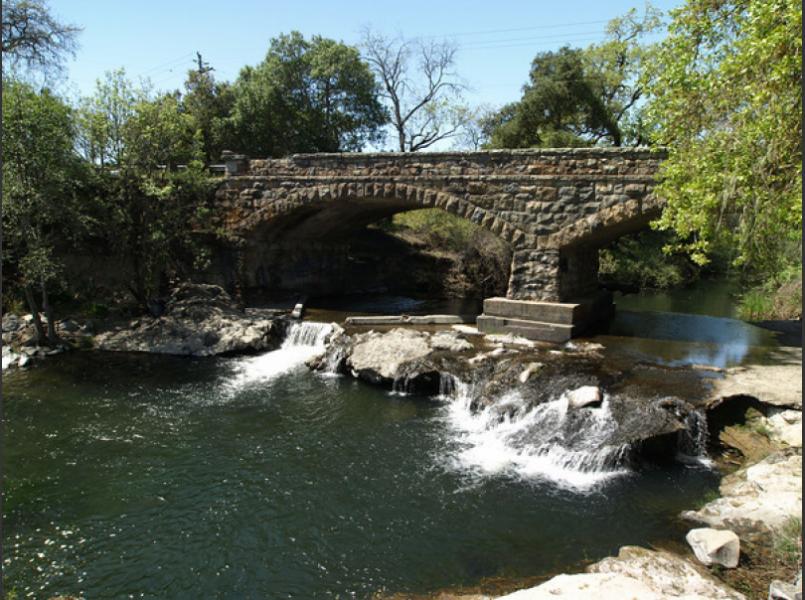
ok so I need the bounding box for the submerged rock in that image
[95,283,284,357]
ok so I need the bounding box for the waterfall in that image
[225,321,333,393]
[390,375,413,396]
[677,409,712,466]
[438,376,631,491]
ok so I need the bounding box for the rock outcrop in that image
[95,284,284,357]
[496,546,746,599]
[682,451,802,535]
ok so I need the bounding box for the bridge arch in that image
[229,181,532,248]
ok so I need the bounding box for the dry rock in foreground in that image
[682,451,802,535]
[496,546,745,599]
[685,527,741,568]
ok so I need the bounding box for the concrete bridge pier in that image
[476,245,613,343]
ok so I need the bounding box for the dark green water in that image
[3,347,718,599]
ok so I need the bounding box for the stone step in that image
[483,297,583,325]
[476,315,577,343]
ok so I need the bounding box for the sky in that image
[48,0,683,148]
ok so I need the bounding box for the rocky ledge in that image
[94,284,285,356]
[310,326,713,462]
[498,546,748,599]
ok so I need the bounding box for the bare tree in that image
[1,0,81,77]
[452,104,498,151]
[361,28,468,152]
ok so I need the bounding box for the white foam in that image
[225,322,332,393]
[440,379,630,492]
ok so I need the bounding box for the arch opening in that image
[228,193,513,309]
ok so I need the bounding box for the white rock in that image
[686,528,740,568]
[348,329,431,381]
[590,546,746,599]
[683,452,802,534]
[766,410,802,448]
[518,362,543,383]
[497,572,662,599]
[17,354,30,367]
[451,324,482,335]
[769,579,800,600]
[485,333,535,347]
[497,546,745,599]
[430,331,473,352]
[565,385,602,409]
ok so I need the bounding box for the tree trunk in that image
[41,283,59,346]
[23,284,46,344]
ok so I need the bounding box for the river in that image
[4,280,786,599]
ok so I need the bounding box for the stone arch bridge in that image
[215,148,665,341]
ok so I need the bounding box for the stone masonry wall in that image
[215,148,665,302]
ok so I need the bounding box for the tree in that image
[644,0,802,277]
[2,80,88,344]
[228,32,387,157]
[75,68,141,168]
[1,0,80,78]
[488,47,610,148]
[486,5,661,149]
[182,53,235,164]
[76,70,215,311]
[361,29,468,151]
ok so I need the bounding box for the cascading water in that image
[438,375,632,491]
[225,321,333,393]
[677,409,712,466]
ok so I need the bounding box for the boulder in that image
[2,313,23,332]
[58,319,81,333]
[685,528,740,568]
[565,385,602,409]
[94,283,284,357]
[430,331,474,353]
[518,362,543,383]
[768,579,800,600]
[683,452,802,535]
[347,329,433,382]
[766,410,803,448]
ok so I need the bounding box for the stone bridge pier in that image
[215,148,665,342]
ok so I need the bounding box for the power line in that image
[415,19,610,40]
[460,36,607,51]
[459,30,606,48]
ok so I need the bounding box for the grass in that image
[773,516,803,564]
[737,264,802,321]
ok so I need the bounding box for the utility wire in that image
[415,19,610,39]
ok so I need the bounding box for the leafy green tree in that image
[2,80,89,343]
[644,0,802,277]
[228,31,387,156]
[486,6,661,148]
[76,70,215,311]
[76,68,141,168]
[182,54,235,164]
